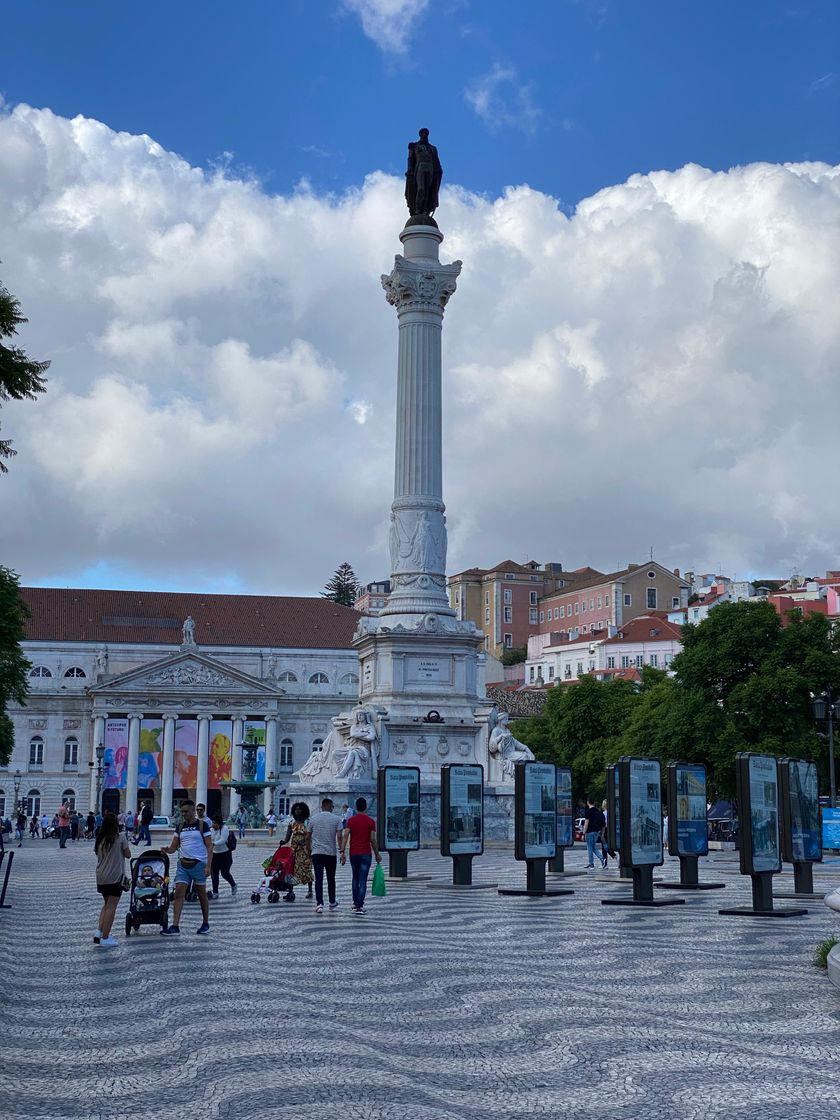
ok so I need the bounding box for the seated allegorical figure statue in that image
[488,711,535,780]
[295,708,379,783]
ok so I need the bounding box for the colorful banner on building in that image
[174,719,199,791]
[208,719,233,789]
[243,720,266,782]
[138,718,164,789]
[103,718,129,789]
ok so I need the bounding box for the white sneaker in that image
[314,904,324,914]
[93,929,102,944]
[329,902,339,912]
[99,936,119,948]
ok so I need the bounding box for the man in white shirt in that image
[161,799,214,936]
[307,798,343,914]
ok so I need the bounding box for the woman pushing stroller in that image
[280,802,313,902]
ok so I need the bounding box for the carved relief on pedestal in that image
[415,735,429,758]
[389,508,447,579]
[436,736,449,757]
[392,737,407,756]
[28,718,47,729]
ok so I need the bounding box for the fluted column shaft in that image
[196,716,210,807]
[160,714,177,817]
[126,713,142,814]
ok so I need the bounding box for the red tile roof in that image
[20,587,360,649]
[604,615,683,644]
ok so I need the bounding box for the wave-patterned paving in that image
[1,841,839,1119]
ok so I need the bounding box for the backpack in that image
[226,829,237,852]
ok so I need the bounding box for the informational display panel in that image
[440,764,484,856]
[606,764,620,852]
[736,753,781,875]
[514,762,556,861]
[556,766,574,849]
[667,762,709,858]
[618,757,663,867]
[779,758,822,863]
[377,766,420,851]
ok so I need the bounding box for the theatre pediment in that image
[89,652,279,697]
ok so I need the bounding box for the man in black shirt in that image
[583,797,606,869]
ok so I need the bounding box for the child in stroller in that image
[250,844,299,904]
[125,852,171,935]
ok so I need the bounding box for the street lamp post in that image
[88,742,106,813]
[12,769,22,816]
[813,690,839,808]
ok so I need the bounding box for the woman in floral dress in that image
[282,802,313,902]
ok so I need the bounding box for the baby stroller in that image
[251,844,298,904]
[125,851,171,935]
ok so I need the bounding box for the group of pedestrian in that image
[278,797,381,915]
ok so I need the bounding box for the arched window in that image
[279,738,294,768]
[312,738,324,752]
[61,788,76,811]
[26,789,41,817]
[29,666,52,678]
[340,672,359,685]
[29,736,44,767]
[277,671,298,683]
[64,737,79,767]
[64,667,86,678]
[308,672,329,685]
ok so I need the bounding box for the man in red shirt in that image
[57,802,72,849]
[339,797,381,914]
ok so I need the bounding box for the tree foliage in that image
[0,567,31,766]
[511,601,840,800]
[321,562,360,607]
[0,281,49,472]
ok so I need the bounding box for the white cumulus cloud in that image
[465,64,542,134]
[344,0,428,54]
[1,102,839,595]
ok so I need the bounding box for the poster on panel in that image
[208,719,233,789]
[628,758,662,866]
[787,759,821,862]
[383,766,420,850]
[447,764,483,855]
[173,719,198,790]
[243,720,266,782]
[556,766,574,849]
[523,763,556,859]
[138,718,164,789]
[613,764,621,850]
[102,718,129,789]
[748,754,781,873]
[674,763,708,857]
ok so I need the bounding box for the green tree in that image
[500,645,527,666]
[321,562,360,607]
[0,567,31,766]
[0,281,49,472]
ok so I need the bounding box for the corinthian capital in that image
[381,255,462,315]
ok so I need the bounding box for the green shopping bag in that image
[371,861,387,897]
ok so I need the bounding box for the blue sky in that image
[4,1,839,206]
[2,1,840,594]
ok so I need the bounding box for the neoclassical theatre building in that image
[3,588,361,822]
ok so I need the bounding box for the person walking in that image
[93,811,131,947]
[57,802,72,848]
[15,810,26,847]
[236,806,247,840]
[209,813,237,899]
[281,803,314,902]
[339,797,381,915]
[136,801,153,847]
[266,810,277,838]
[307,797,343,914]
[583,797,606,870]
[85,811,96,840]
[124,809,135,841]
[70,811,80,843]
[29,814,40,839]
[40,812,50,838]
[161,800,213,936]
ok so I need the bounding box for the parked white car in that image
[149,815,173,832]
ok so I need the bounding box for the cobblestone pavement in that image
[1,839,839,1120]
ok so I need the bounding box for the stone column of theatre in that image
[126,712,142,813]
[379,225,461,622]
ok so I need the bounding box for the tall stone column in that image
[379,225,461,623]
[196,715,211,807]
[126,712,143,814]
[160,713,178,817]
[90,715,105,810]
[230,717,244,816]
[264,716,278,815]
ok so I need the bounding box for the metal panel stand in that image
[719,871,808,917]
[498,858,575,897]
[0,851,14,909]
[388,851,408,878]
[602,865,685,907]
[774,860,823,900]
[547,848,587,877]
[656,855,726,891]
[426,854,498,890]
